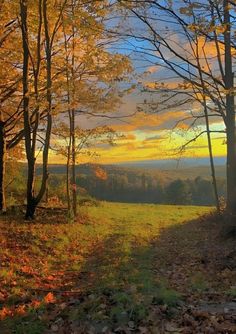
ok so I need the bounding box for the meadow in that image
[0,203,235,333]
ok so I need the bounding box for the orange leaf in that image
[16,305,26,316]
[44,292,56,304]
[31,300,41,309]
[0,307,13,320]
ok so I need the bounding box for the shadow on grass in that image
[53,232,166,333]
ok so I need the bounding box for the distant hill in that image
[115,157,226,170]
[41,163,226,181]
[14,158,225,185]
[162,165,226,180]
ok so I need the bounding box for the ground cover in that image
[0,203,235,333]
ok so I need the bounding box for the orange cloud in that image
[47,125,226,165]
[111,111,187,132]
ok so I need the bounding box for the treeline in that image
[78,174,226,206]
[5,163,226,207]
[44,168,225,206]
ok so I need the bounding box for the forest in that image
[6,162,227,206]
[47,165,227,206]
[0,1,236,333]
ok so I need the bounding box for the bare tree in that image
[119,0,235,215]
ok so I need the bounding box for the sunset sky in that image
[49,6,227,166]
[49,100,226,165]
[49,73,226,165]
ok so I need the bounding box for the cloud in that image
[111,110,187,133]
[143,134,166,142]
[146,65,159,74]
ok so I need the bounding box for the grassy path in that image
[1,203,236,333]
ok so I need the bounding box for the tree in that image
[53,124,117,218]
[223,0,236,215]
[57,0,132,219]
[0,2,24,212]
[20,0,67,219]
[120,0,236,216]
[166,179,192,205]
[18,0,133,219]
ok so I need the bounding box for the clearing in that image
[0,203,235,333]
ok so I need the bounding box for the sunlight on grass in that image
[0,202,212,331]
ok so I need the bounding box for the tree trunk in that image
[71,108,77,217]
[34,0,53,208]
[66,144,71,213]
[25,157,36,219]
[226,113,236,215]
[204,102,220,213]
[20,0,35,220]
[71,6,77,218]
[62,20,72,217]
[195,31,220,213]
[224,0,236,216]
[25,196,37,220]
[0,121,6,213]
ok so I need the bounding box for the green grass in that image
[102,203,205,244]
[0,202,212,332]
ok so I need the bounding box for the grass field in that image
[0,203,235,333]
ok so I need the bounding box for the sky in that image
[49,98,226,165]
[49,1,227,165]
